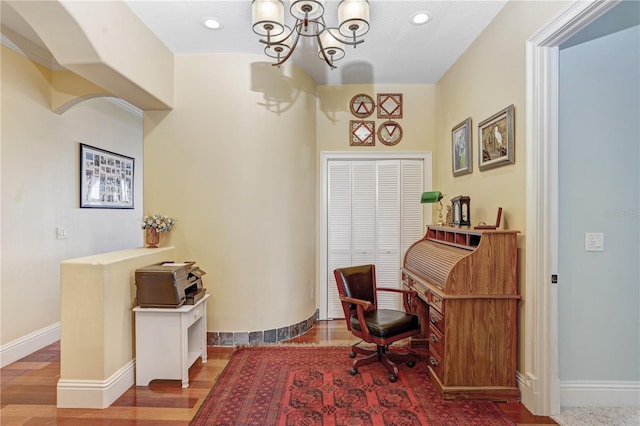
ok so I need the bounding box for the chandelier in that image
[251,0,370,69]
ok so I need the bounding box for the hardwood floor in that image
[0,320,557,425]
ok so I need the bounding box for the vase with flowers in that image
[141,214,175,248]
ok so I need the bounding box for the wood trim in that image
[524,0,621,415]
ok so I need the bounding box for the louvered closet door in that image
[375,161,401,309]
[327,161,377,318]
[327,161,353,319]
[327,159,424,319]
[352,162,377,266]
[401,160,426,254]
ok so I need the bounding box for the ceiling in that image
[1,0,508,86]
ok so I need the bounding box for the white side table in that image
[134,294,209,388]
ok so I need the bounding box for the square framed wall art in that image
[377,93,403,119]
[349,120,376,146]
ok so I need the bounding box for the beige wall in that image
[1,46,144,347]
[435,0,570,369]
[143,54,318,333]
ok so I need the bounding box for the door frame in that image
[524,0,620,415]
[319,151,433,320]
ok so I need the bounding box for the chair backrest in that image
[334,264,378,321]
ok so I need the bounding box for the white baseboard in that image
[517,371,533,400]
[517,370,541,414]
[560,381,640,408]
[0,323,61,368]
[517,373,640,412]
[57,360,135,408]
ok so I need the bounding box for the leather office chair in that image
[333,264,421,382]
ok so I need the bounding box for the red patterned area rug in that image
[191,346,514,426]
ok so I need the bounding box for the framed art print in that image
[349,120,375,146]
[80,143,134,208]
[349,93,375,118]
[377,93,403,119]
[452,117,472,176]
[377,121,403,146]
[478,104,515,171]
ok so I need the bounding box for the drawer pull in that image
[430,315,439,325]
[429,356,439,367]
[430,334,439,344]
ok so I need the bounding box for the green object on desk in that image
[420,191,443,204]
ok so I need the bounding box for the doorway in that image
[525,0,628,416]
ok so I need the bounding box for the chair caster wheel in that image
[389,374,398,382]
[349,368,358,376]
[349,352,356,358]
[407,360,416,368]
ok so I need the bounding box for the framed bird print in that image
[478,104,514,171]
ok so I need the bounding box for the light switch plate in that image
[585,232,604,252]
[56,227,68,239]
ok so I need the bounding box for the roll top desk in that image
[402,226,521,401]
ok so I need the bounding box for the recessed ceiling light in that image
[203,17,222,30]
[412,12,431,25]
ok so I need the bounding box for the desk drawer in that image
[429,307,444,335]
[428,291,444,313]
[187,306,203,327]
[428,347,444,382]
[429,325,444,358]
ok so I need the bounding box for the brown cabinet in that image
[402,226,520,401]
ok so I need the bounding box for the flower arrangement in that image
[141,214,175,233]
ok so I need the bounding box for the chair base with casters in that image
[349,340,418,382]
[334,264,421,382]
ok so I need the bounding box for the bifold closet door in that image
[327,159,424,319]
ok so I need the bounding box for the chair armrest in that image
[339,295,374,341]
[377,288,418,313]
[339,295,373,311]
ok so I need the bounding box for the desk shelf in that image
[134,294,209,388]
[426,226,483,250]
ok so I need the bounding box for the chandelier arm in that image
[345,39,364,47]
[316,33,337,70]
[258,31,294,46]
[271,21,303,67]
[324,27,364,47]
